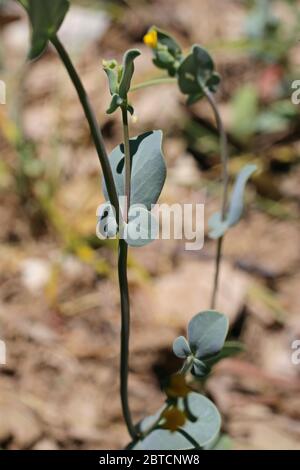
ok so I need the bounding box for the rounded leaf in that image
[173,336,191,359]
[188,311,229,359]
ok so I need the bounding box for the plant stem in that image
[118,238,137,439]
[130,77,177,92]
[121,105,131,221]
[203,88,229,310]
[51,34,137,438]
[118,104,137,440]
[177,428,203,449]
[50,34,120,225]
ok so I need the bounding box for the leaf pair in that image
[209,164,257,239]
[133,392,221,450]
[177,45,221,105]
[17,0,70,59]
[173,311,230,377]
[103,49,141,114]
[99,130,166,247]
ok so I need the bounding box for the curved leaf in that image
[133,393,221,450]
[188,311,228,359]
[103,64,119,95]
[18,0,70,60]
[208,212,229,240]
[227,164,257,226]
[106,93,123,114]
[102,130,167,211]
[119,49,141,99]
[208,164,257,239]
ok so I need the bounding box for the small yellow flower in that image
[143,29,158,48]
[162,407,186,432]
[165,373,190,399]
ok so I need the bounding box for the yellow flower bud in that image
[162,407,186,432]
[143,30,158,49]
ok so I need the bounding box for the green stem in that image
[50,35,120,225]
[117,104,137,440]
[177,428,203,449]
[118,239,137,439]
[203,88,229,310]
[130,77,177,92]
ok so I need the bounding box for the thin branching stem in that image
[130,77,177,92]
[203,88,229,310]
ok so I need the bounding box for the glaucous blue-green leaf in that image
[119,49,141,99]
[207,212,229,240]
[103,61,119,96]
[18,0,70,60]
[103,130,166,211]
[123,206,158,247]
[227,164,257,226]
[188,311,228,359]
[173,336,191,359]
[208,164,257,239]
[106,93,123,114]
[133,393,221,450]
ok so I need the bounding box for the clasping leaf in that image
[209,164,257,239]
